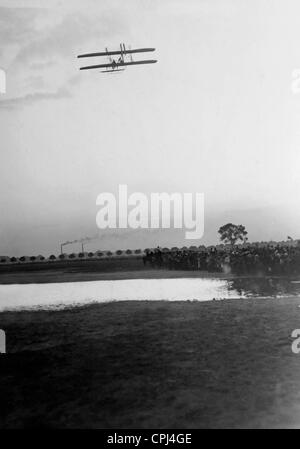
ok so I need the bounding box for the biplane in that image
[77,43,157,73]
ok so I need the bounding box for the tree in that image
[218,223,248,246]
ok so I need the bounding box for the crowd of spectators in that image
[143,242,300,275]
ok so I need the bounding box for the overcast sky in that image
[1,0,300,256]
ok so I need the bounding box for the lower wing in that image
[80,60,157,70]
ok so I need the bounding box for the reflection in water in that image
[228,277,300,298]
[0,276,299,311]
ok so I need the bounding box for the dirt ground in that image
[1,297,300,428]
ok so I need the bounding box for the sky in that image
[0,0,300,256]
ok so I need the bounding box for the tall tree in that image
[218,223,248,245]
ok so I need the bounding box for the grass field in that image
[1,297,300,428]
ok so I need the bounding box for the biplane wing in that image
[79,60,157,70]
[77,48,155,58]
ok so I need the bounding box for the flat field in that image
[1,297,300,428]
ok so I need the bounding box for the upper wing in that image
[80,60,157,70]
[77,48,155,58]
